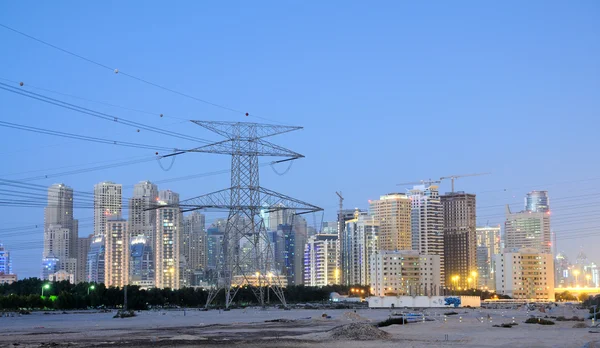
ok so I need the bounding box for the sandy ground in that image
[1,305,599,348]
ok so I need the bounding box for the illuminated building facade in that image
[409,185,444,285]
[494,248,555,300]
[370,250,441,296]
[341,210,379,286]
[93,182,122,237]
[476,225,501,290]
[303,233,339,286]
[369,193,411,251]
[155,190,180,289]
[105,218,129,288]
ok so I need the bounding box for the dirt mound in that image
[329,323,391,341]
[573,322,588,329]
[342,311,370,321]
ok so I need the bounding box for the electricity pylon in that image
[178,121,322,308]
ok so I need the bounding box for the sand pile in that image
[342,311,369,322]
[329,323,391,341]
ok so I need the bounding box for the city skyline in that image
[0,1,598,280]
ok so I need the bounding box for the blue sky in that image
[0,1,598,278]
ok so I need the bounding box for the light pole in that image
[41,284,50,297]
[574,270,580,286]
[88,285,96,295]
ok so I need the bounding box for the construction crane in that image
[439,173,491,192]
[397,179,441,187]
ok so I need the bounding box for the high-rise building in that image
[525,190,549,213]
[303,234,339,286]
[494,248,555,300]
[0,243,12,275]
[43,224,77,279]
[554,252,569,287]
[128,181,157,285]
[94,182,122,237]
[105,218,129,288]
[129,235,154,289]
[476,225,501,290]
[341,210,379,286]
[43,184,78,279]
[155,190,180,289]
[441,192,477,289]
[76,235,92,283]
[268,203,294,231]
[369,193,411,251]
[206,221,225,270]
[129,181,158,242]
[408,185,444,284]
[504,204,551,254]
[181,212,206,285]
[370,250,442,296]
[86,235,105,283]
[293,215,308,285]
[41,256,59,281]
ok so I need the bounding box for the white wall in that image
[367,295,480,308]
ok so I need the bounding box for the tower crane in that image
[397,179,441,187]
[439,173,491,192]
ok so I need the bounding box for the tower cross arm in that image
[191,120,302,140]
[184,138,304,158]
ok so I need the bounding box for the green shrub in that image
[493,323,518,328]
[378,317,407,327]
[525,317,554,325]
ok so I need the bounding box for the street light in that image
[42,284,50,297]
[467,277,472,289]
[574,270,580,286]
[586,274,592,287]
[88,285,96,295]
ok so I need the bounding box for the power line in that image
[0,82,211,144]
[0,120,178,152]
[0,77,186,121]
[0,23,284,125]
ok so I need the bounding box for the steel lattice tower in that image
[177,121,322,308]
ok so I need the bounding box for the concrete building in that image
[94,182,122,237]
[369,193,411,251]
[504,206,551,254]
[76,235,92,284]
[293,215,308,285]
[128,181,158,286]
[321,221,339,235]
[43,184,78,280]
[0,243,11,275]
[181,212,206,286]
[341,210,379,286]
[525,190,549,213]
[155,190,180,289]
[303,234,340,286]
[494,248,555,300]
[408,185,444,284]
[43,224,77,279]
[86,235,105,283]
[105,218,129,288]
[0,273,17,285]
[370,250,442,297]
[129,181,158,244]
[441,192,477,289]
[476,225,501,290]
[49,270,75,284]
